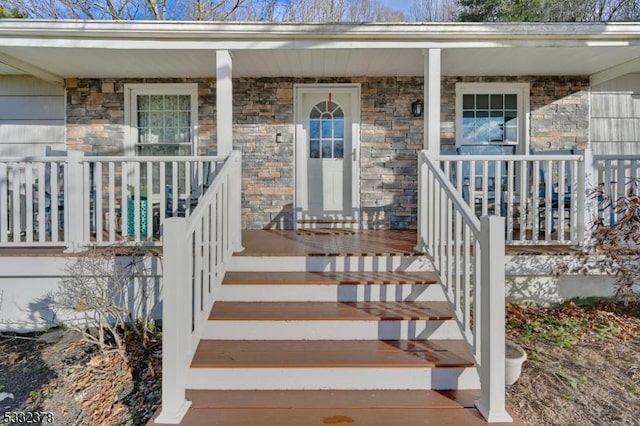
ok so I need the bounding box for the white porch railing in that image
[437,153,585,245]
[155,150,242,424]
[418,150,511,423]
[593,154,640,227]
[0,153,225,248]
[0,157,67,246]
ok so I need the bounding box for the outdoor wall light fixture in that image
[411,99,424,117]
[276,132,283,143]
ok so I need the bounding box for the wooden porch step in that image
[223,271,440,286]
[149,390,523,425]
[191,340,474,369]
[209,301,453,321]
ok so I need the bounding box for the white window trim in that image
[455,82,530,154]
[124,83,198,157]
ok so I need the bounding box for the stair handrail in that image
[417,150,511,423]
[156,150,242,424]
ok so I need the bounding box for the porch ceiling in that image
[1,45,640,80]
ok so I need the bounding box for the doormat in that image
[297,229,356,236]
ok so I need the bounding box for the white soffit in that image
[0,46,639,79]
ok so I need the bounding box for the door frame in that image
[293,83,361,228]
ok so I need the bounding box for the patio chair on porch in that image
[41,146,67,235]
[533,148,575,234]
[457,145,515,215]
[42,147,100,237]
[165,153,218,218]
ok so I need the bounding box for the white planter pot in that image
[505,340,527,386]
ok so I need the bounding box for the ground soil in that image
[0,301,638,425]
[0,330,161,425]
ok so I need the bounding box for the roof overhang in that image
[1,20,640,83]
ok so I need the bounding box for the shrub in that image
[52,242,160,361]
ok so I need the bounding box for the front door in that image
[295,85,360,226]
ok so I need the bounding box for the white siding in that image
[591,73,640,154]
[0,76,65,156]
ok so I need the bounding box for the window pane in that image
[150,95,164,111]
[462,94,474,110]
[489,117,504,142]
[138,128,149,144]
[178,112,190,127]
[308,100,347,159]
[322,140,333,158]
[334,119,344,138]
[150,112,163,128]
[178,95,190,110]
[150,128,162,144]
[321,119,332,138]
[490,94,503,109]
[310,119,321,139]
[461,91,519,146]
[165,111,179,127]
[165,95,178,110]
[476,95,489,109]
[177,128,190,143]
[310,140,320,158]
[475,116,491,143]
[138,112,149,127]
[334,140,344,159]
[138,95,150,111]
[165,128,177,143]
[462,118,475,143]
[505,94,517,109]
[134,92,193,157]
[310,106,321,119]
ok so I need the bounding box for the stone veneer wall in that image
[234,77,423,230]
[440,76,590,151]
[66,75,590,230]
[65,78,217,153]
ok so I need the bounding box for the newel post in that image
[64,150,85,252]
[577,148,595,245]
[416,153,428,252]
[230,152,244,253]
[475,215,512,423]
[155,217,192,424]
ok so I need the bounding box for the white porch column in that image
[216,50,233,156]
[423,49,441,155]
